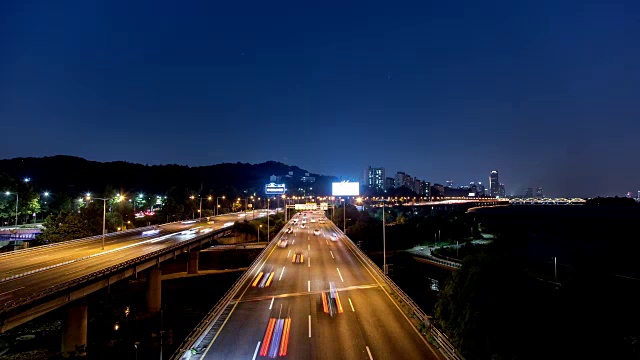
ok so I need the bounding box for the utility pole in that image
[267,198,270,242]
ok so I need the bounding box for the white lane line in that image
[292,239,295,244]
[366,346,373,360]
[308,315,312,338]
[279,267,285,281]
[0,286,24,298]
[326,239,329,245]
[287,250,291,258]
[337,268,344,282]
[269,297,275,310]
[330,251,334,259]
[308,257,311,268]
[252,341,261,360]
[308,280,311,292]
[308,244,310,251]
[349,297,355,312]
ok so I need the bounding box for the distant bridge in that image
[509,198,587,205]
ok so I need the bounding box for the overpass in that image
[172,212,462,360]
[0,211,266,356]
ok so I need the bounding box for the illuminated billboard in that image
[332,182,360,196]
[265,183,286,195]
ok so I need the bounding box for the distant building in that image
[431,183,445,197]
[525,188,533,197]
[385,177,395,190]
[394,172,407,188]
[489,170,499,197]
[269,175,277,182]
[499,183,506,198]
[446,180,454,188]
[477,182,486,196]
[301,173,315,183]
[413,178,423,195]
[423,181,431,200]
[285,171,294,178]
[469,182,477,195]
[363,166,385,191]
[536,187,544,198]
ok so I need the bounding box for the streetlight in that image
[258,224,262,242]
[267,198,270,242]
[382,198,387,275]
[5,191,18,227]
[87,194,124,250]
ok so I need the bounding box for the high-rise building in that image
[363,166,385,191]
[499,183,506,198]
[414,178,423,195]
[489,170,499,197]
[445,180,454,188]
[469,182,477,195]
[536,187,544,198]
[525,188,533,197]
[385,177,395,190]
[424,181,431,200]
[477,182,486,196]
[394,172,407,188]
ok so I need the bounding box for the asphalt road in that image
[201,212,442,360]
[0,211,264,313]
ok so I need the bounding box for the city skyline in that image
[2,0,640,198]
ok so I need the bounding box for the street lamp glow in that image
[24,177,30,183]
[4,191,9,196]
[44,192,49,197]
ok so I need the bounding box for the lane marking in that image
[337,268,344,282]
[308,315,311,338]
[349,297,355,312]
[308,257,311,268]
[326,239,329,245]
[269,297,275,310]
[330,251,334,259]
[366,346,373,360]
[252,341,261,360]
[308,280,310,292]
[287,250,291,258]
[279,267,285,281]
[308,244,310,251]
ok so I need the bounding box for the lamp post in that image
[267,198,270,242]
[216,196,225,216]
[382,199,387,275]
[5,191,18,227]
[342,198,346,234]
[86,194,124,250]
[258,224,262,242]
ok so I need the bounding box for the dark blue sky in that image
[1,0,639,197]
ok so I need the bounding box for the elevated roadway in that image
[0,211,264,333]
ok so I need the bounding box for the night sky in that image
[1,0,639,197]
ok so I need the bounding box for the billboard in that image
[265,183,286,195]
[295,203,318,210]
[332,182,360,196]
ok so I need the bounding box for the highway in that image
[0,211,263,322]
[197,212,442,360]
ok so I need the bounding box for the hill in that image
[0,155,337,196]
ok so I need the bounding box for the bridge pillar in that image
[187,250,199,275]
[146,268,162,313]
[61,299,88,358]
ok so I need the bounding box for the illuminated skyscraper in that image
[364,166,385,191]
[489,170,499,197]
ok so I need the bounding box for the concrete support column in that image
[146,268,162,313]
[187,250,199,275]
[61,299,88,358]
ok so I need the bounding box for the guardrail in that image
[170,225,284,359]
[328,222,464,360]
[0,212,247,259]
[0,223,237,314]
